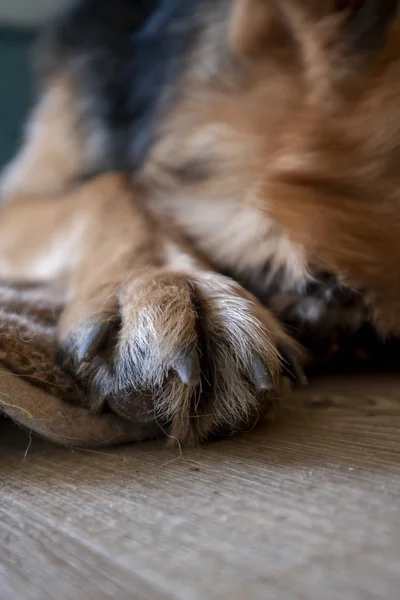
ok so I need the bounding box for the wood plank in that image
[1,374,400,600]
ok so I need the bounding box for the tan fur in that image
[2,0,400,442]
[0,77,84,200]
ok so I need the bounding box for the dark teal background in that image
[0,26,35,168]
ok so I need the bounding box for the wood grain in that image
[1,374,400,600]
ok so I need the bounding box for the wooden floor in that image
[2,374,400,600]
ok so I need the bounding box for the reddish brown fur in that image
[146,0,400,333]
[264,15,400,334]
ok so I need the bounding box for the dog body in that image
[1,0,400,443]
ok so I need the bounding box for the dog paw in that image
[268,273,370,366]
[58,270,305,444]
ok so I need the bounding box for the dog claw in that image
[279,342,308,386]
[251,352,274,391]
[89,392,106,414]
[174,346,201,387]
[77,321,113,363]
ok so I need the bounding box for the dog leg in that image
[53,174,305,444]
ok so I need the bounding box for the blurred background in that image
[0,0,69,167]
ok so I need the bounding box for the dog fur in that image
[0,0,399,444]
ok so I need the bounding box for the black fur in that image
[346,0,399,52]
[38,0,202,171]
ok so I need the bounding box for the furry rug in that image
[0,282,159,447]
